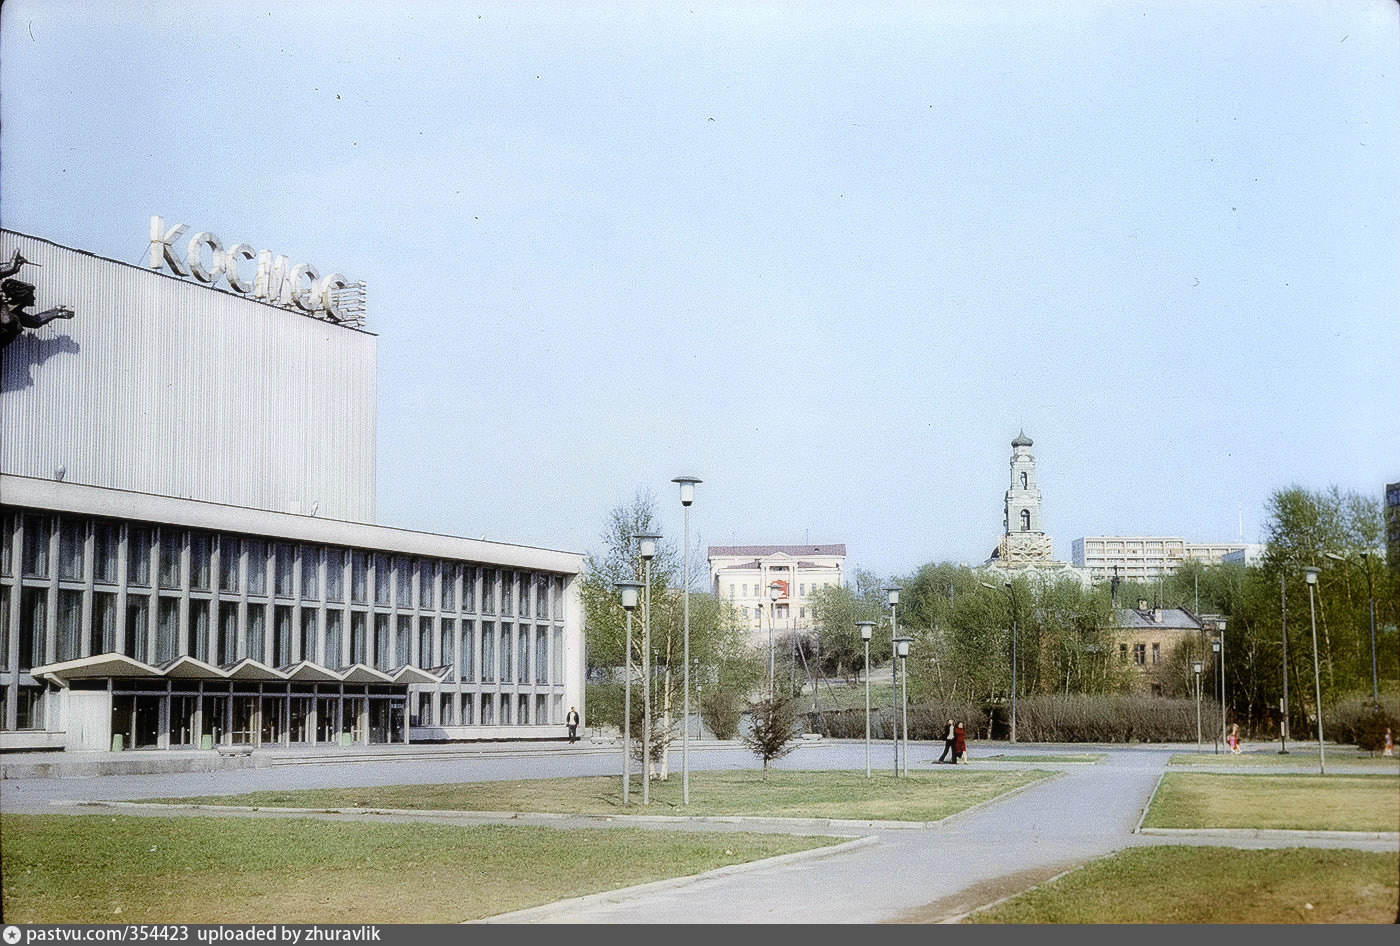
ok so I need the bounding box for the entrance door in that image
[134,696,162,748]
[316,697,338,743]
[289,697,313,743]
[368,699,390,744]
[342,697,365,745]
[169,696,198,748]
[203,695,228,747]
[260,697,286,745]
[231,696,256,745]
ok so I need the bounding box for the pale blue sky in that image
[3,1,1397,577]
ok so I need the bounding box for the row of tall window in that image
[1,513,565,619]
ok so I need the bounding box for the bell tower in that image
[996,430,1052,564]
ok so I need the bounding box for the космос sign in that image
[149,216,358,324]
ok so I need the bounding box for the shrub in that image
[744,696,801,774]
[1325,694,1400,750]
[699,687,744,741]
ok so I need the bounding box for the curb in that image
[1133,770,1167,834]
[1137,827,1400,841]
[470,834,883,924]
[60,799,933,831]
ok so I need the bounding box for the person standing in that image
[1227,723,1241,755]
[937,719,956,763]
[954,721,968,764]
[566,706,580,744]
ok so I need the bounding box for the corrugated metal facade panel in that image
[0,231,376,520]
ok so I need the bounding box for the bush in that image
[699,687,744,740]
[1325,694,1399,750]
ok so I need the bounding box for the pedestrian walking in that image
[1383,727,1393,758]
[954,721,968,764]
[1227,723,1241,755]
[566,706,580,743]
[938,719,956,763]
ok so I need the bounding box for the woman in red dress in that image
[953,722,968,764]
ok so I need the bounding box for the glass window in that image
[274,605,293,666]
[395,557,412,608]
[1133,643,1146,666]
[245,540,267,596]
[459,620,474,682]
[461,566,476,613]
[396,615,411,666]
[418,617,432,667]
[124,597,148,663]
[517,627,529,684]
[189,532,211,591]
[218,602,238,665]
[440,618,455,677]
[325,549,344,603]
[374,614,390,668]
[57,590,82,662]
[501,623,514,683]
[440,693,455,726]
[274,544,294,598]
[482,570,496,614]
[1,512,11,576]
[1151,642,1161,666]
[481,693,494,725]
[553,627,564,683]
[536,575,549,621]
[350,611,366,665]
[518,693,529,725]
[501,573,514,616]
[301,546,322,600]
[350,551,367,604]
[22,514,51,578]
[92,522,119,584]
[419,561,435,611]
[481,622,495,683]
[440,564,456,612]
[518,573,530,619]
[19,588,48,670]
[218,536,240,593]
[128,526,154,587]
[535,625,547,684]
[373,554,390,606]
[300,609,318,663]
[59,518,85,581]
[327,610,346,667]
[500,694,512,726]
[247,606,266,662]
[158,530,182,590]
[191,600,210,663]
[92,591,117,655]
[156,597,180,663]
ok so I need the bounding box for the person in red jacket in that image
[954,722,968,764]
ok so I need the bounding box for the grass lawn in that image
[967,846,1399,923]
[150,768,1050,823]
[0,814,835,924]
[1170,750,1399,767]
[975,754,1105,764]
[1143,772,1400,832]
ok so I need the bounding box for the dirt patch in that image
[888,862,1082,924]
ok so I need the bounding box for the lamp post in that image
[1324,551,1379,707]
[636,532,661,804]
[1192,659,1203,754]
[1279,573,1290,755]
[1302,566,1325,775]
[672,476,701,807]
[1211,637,1221,754]
[894,636,911,777]
[886,586,901,775]
[767,582,783,695]
[615,580,643,806]
[1216,619,1227,753]
[981,581,1018,743]
[857,620,874,779]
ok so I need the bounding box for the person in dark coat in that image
[566,706,580,743]
[953,722,968,764]
[938,719,956,763]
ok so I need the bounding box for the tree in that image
[743,695,801,776]
[810,573,888,682]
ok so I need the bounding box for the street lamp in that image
[672,475,701,807]
[1302,566,1326,775]
[1192,659,1203,754]
[1210,637,1221,754]
[1279,573,1290,755]
[767,582,783,695]
[637,532,661,804]
[981,581,1018,743]
[1216,618,1227,754]
[857,620,875,779]
[894,636,912,777]
[886,585,901,775]
[615,580,643,806]
[1324,551,1379,707]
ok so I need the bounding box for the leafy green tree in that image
[743,695,801,776]
[810,575,887,681]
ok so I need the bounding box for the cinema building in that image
[0,226,584,752]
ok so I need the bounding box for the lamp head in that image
[856,620,875,641]
[636,532,662,561]
[615,580,643,611]
[1302,565,1319,586]
[1192,660,1202,674]
[671,476,702,506]
[1216,619,1227,632]
[1323,551,1344,562]
[894,636,911,658]
[769,582,784,601]
[886,585,900,607]
[1211,639,1220,653]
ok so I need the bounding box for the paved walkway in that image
[4,741,1394,924]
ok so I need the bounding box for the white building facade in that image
[0,228,585,752]
[708,545,845,636]
[1072,536,1256,580]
